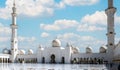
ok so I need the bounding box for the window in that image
[110,32,113,34]
[11,40,13,42]
[109,43,113,46]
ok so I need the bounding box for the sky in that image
[0,0,120,53]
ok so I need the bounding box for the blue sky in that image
[0,0,120,53]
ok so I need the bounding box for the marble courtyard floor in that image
[0,63,110,70]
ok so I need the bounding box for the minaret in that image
[10,0,18,63]
[105,0,116,62]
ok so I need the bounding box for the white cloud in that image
[0,0,100,19]
[58,33,105,47]
[41,32,50,38]
[77,11,106,32]
[62,0,99,6]
[77,24,105,32]
[80,11,120,26]
[40,24,60,31]
[40,11,107,32]
[18,36,36,42]
[40,19,78,31]
[58,33,95,41]
[0,8,10,19]
[77,11,120,32]
[0,23,11,34]
[58,33,75,38]
[0,0,64,19]
[0,37,10,42]
[116,16,120,24]
[0,23,10,42]
[81,11,107,25]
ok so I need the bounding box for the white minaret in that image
[105,0,116,63]
[10,0,18,63]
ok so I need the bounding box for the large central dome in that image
[52,38,61,47]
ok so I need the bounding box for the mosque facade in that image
[0,0,120,65]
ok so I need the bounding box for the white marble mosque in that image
[0,0,120,65]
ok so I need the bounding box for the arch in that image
[73,58,77,64]
[50,54,56,63]
[61,57,65,64]
[94,58,97,64]
[42,57,45,63]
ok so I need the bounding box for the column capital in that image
[105,7,116,16]
[10,24,18,29]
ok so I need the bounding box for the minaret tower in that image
[105,0,116,62]
[10,0,18,63]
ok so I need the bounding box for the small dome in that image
[86,47,92,53]
[52,38,61,47]
[75,47,80,52]
[72,47,80,54]
[39,45,42,48]
[28,49,33,54]
[99,46,107,53]
[19,50,25,55]
[3,48,10,54]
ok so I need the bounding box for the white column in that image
[105,0,116,63]
[108,0,113,8]
[3,58,4,63]
[10,0,18,63]
[2,58,3,63]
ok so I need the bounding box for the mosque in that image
[0,0,120,65]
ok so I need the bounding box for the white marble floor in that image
[0,63,108,70]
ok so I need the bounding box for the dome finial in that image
[56,36,59,39]
[13,0,16,7]
[66,42,71,47]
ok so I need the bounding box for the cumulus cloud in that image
[77,24,105,32]
[40,11,107,32]
[0,0,100,19]
[77,11,107,31]
[0,23,11,34]
[41,32,50,38]
[116,16,120,24]
[62,0,99,6]
[58,33,105,47]
[77,11,120,32]
[81,11,107,25]
[58,33,95,41]
[18,36,36,42]
[0,23,10,42]
[80,11,120,26]
[40,11,120,32]
[0,37,10,42]
[40,19,78,31]
[0,0,64,19]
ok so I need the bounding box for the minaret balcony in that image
[12,13,17,17]
[11,24,18,29]
[105,7,117,15]
[106,32,116,36]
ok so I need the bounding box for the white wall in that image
[71,53,107,60]
[37,47,71,63]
